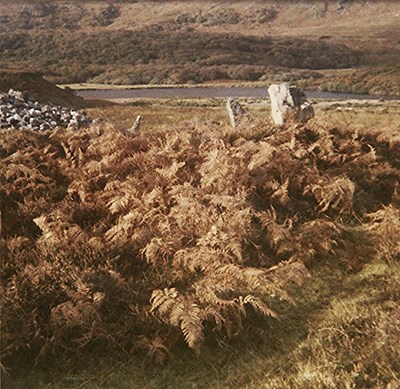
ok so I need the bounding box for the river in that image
[75,86,400,101]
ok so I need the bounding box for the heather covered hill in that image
[1,0,399,94]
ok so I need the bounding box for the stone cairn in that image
[268,83,314,126]
[226,98,250,128]
[0,89,92,131]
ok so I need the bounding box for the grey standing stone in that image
[124,115,141,136]
[268,83,314,126]
[226,98,249,128]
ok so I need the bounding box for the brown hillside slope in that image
[1,1,398,47]
[0,70,86,108]
[0,70,113,107]
[0,1,399,93]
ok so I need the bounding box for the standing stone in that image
[124,115,141,136]
[268,83,314,126]
[226,98,249,128]
[131,114,141,135]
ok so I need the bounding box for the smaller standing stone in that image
[268,83,314,126]
[226,98,250,128]
[124,115,141,136]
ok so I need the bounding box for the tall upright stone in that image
[131,114,141,135]
[268,83,314,126]
[226,98,249,128]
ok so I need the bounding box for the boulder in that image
[268,83,314,126]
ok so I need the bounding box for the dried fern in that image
[2,113,398,367]
[363,206,400,261]
[304,177,355,215]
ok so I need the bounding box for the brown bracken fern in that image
[1,116,398,367]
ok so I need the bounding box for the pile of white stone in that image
[0,89,92,131]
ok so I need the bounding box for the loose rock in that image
[0,89,92,131]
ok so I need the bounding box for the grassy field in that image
[86,98,400,133]
[2,98,399,388]
[6,259,399,389]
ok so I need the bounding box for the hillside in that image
[0,70,86,108]
[0,0,399,94]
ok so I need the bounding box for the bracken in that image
[0,116,398,367]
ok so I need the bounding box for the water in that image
[76,86,400,101]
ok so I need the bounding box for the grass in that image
[5,258,399,388]
[59,82,260,90]
[86,98,400,134]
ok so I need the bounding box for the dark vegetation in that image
[1,115,399,383]
[0,28,361,85]
[1,1,399,95]
[0,2,277,32]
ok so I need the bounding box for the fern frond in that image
[61,139,84,167]
[33,214,87,246]
[258,209,294,255]
[304,177,355,215]
[106,192,131,214]
[363,206,400,260]
[296,220,342,263]
[135,336,171,365]
[214,264,265,290]
[197,226,244,262]
[200,306,225,331]
[155,161,186,181]
[270,178,290,206]
[150,290,204,350]
[241,295,277,318]
[142,238,175,265]
[150,288,179,316]
[247,142,276,171]
[175,301,204,351]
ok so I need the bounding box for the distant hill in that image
[0,1,399,94]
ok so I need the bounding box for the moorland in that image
[1,1,400,388]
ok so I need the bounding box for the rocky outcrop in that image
[268,83,314,126]
[226,98,250,128]
[0,89,92,131]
